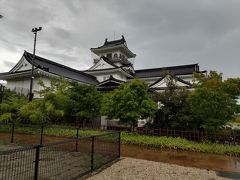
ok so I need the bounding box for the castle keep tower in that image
[90,35,136,67]
[85,36,136,90]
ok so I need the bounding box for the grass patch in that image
[121,132,240,156]
[43,126,103,137]
[0,124,103,137]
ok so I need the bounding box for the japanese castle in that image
[0,36,205,97]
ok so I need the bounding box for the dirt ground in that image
[87,158,231,180]
[0,143,21,151]
[0,141,116,180]
[1,133,240,179]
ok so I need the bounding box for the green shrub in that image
[121,132,240,156]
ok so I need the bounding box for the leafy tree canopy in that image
[189,71,240,130]
[102,79,157,129]
[68,81,102,120]
[151,75,193,129]
[17,77,69,124]
[0,90,27,123]
[193,71,240,98]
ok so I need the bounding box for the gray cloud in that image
[3,60,15,68]
[0,0,240,78]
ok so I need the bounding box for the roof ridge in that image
[97,75,124,87]
[101,56,118,68]
[24,51,97,80]
[84,67,120,72]
[135,64,199,72]
[103,35,125,46]
[149,74,192,87]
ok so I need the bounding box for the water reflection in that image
[217,171,240,180]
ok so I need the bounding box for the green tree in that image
[102,79,157,130]
[151,75,193,129]
[38,77,70,123]
[188,71,240,130]
[19,77,103,124]
[0,90,28,123]
[68,82,102,124]
[18,77,70,124]
[18,99,48,124]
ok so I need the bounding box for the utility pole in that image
[29,27,42,101]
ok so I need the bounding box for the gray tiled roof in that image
[24,51,98,84]
[90,36,136,58]
[94,35,126,49]
[135,64,201,78]
[149,74,192,87]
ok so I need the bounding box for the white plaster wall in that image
[138,75,194,86]
[139,78,157,85]
[17,58,32,71]
[90,59,114,70]
[94,72,127,82]
[95,74,108,82]
[33,77,51,98]
[7,78,31,96]
[6,76,51,98]
[177,75,194,83]
[115,72,127,81]
[10,56,32,72]
[100,116,108,129]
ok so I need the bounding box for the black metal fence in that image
[77,124,240,145]
[0,123,83,145]
[0,131,120,180]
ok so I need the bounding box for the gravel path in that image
[0,143,22,151]
[87,158,230,180]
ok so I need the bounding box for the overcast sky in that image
[0,0,240,78]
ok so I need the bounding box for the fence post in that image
[118,132,121,158]
[193,130,196,141]
[34,145,41,180]
[11,123,15,143]
[40,125,44,145]
[233,131,236,145]
[91,136,95,172]
[76,128,79,152]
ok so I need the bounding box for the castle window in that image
[120,54,125,59]
[103,75,110,81]
[113,53,118,59]
[106,53,112,59]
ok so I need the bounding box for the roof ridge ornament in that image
[121,35,125,42]
[104,38,108,45]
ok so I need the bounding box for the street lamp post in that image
[29,27,42,101]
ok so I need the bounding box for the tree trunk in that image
[131,121,136,132]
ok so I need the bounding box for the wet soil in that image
[1,132,240,174]
[121,144,240,173]
[0,132,70,145]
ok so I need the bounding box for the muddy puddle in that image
[121,144,240,174]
